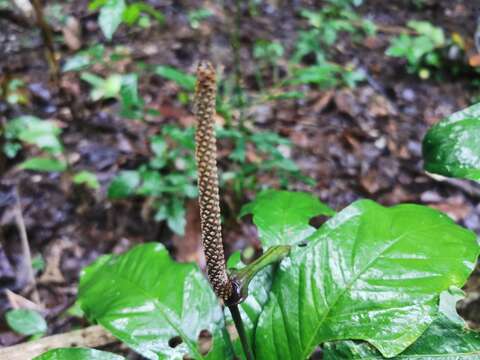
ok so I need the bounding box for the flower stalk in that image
[194,61,233,301]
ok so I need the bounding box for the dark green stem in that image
[228,304,255,360]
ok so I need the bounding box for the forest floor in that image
[1,0,480,358]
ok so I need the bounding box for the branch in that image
[0,325,117,360]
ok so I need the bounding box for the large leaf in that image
[323,288,480,359]
[34,348,125,360]
[240,190,335,248]
[79,243,230,360]
[423,102,480,181]
[98,0,126,40]
[254,200,478,359]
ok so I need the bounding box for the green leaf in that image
[290,64,343,88]
[73,170,100,190]
[166,199,186,235]
[32,254,45,271]
[63,54,91,72]
[120,73,143,118]
[6,116,63,154]
[107,170,140,199]
[254,199,479,359]
[79,243,230,360]
[265,91,305,100]
[98,0,126,40]
[323,289,480,359]
[20,157,67,172]
[34,348,125,360]
[122,4,141,25]
[89,0,107,11]
[6,309,47,336]
[150,136,167,157]
[240,190,335,248]
[423,102,480,182]
[407,20,445,46]
[81,72,123,101]
[155,66,196,91]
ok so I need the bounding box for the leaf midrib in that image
[301,222,443,359]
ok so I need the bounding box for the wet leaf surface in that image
[240,190,335,248]
[323,289,480,359]
[254,200,479,359]
[423,102,480,182]
[79,243,230,360]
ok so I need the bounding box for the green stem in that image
[228,304,255,360]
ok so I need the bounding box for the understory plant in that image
[2,115,99,188]
[386,20,479,80]
[34,66,480,360]
[288,1,374,89]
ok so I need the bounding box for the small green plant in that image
[2,115,100,186]
[289,3,373,89]
[107,125,197,235]
[187,8,213,29]
[290,62,366,89]
[62,45,106,72]
[293,4,376,64]
[34,66,480,360]
[386,20,446,79]
[253,40,284,86]
[107,123,309,235]
[89,0,164,40]
[80,72,143,118]
[2,115,67,171]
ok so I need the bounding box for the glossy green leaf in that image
[323,289,480,359]
[98,0,126,40]
[154,66,196,91]
[107,170,140,199]
[79,243,230,360]
[240,190,335,248]
[20,157,67,172]
[34,348,125,360]
[6,309,47,336]
[254,200,478,359]
[423,102,480,182]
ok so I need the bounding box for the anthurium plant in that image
[35,68,480,360]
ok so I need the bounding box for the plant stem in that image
[31,0,59,80]
[228,304,254,360]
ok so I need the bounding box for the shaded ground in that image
[1,0,480,357]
